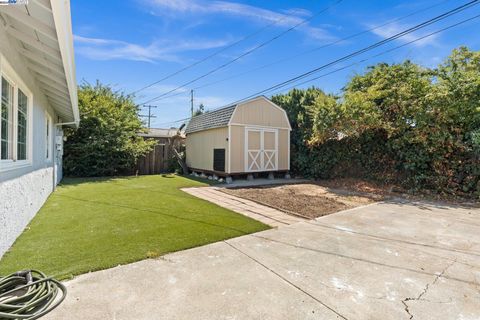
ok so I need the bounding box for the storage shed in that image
[185,96,291,176]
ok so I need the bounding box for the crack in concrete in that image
[401,259,456,319]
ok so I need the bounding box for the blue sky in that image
[71,0,480,128]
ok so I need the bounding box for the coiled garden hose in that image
[0,270,67,319]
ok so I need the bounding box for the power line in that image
[152,3,480,128]
[155,116,191,127]
[268,13,480,96]
[138,105,157,128]
[238,0,479,102]
[128,8,310,96]
[151,0,453,103]
[138,0,344,105]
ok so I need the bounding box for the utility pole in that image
[139,105,157,128]
[190,89,194,117]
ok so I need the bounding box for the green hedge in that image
[63,82,155,177]
[273,47,480,198]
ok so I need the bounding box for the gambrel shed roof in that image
[185,104,236,134]
[185,96,292,135]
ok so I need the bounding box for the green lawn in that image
[0,175,269,279]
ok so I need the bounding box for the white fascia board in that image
[50,0,79,127]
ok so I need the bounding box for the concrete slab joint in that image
[44,200,480,320]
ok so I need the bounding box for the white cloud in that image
[143,0,335,40]
[281,8,312,18]
[368,22,440,47]
[74,34,232,63]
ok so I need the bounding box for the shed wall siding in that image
[186,127,228,172]
[278,129,289,171]
[230,125,245,173]
[230,98,290,129]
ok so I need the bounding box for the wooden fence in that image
[137,139,169,175]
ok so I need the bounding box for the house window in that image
[17,89,28,160]
[45,113,51,160]
[1,77,14,160]
[0,57,32,169]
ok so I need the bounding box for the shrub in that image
[63,82,155,177]
[273,47,480,198]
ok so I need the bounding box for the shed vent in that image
[213,149,225,172]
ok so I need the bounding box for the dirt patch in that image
[222,183,377,219]
[314,178,404,197]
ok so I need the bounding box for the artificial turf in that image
[0,175,269,279]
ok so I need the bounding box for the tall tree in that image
[193,103,205,116]
[63,82,155,177]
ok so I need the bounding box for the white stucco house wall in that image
[0,0,78,258]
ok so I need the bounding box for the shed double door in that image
[245,128,277,172]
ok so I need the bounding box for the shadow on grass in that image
[178,174,221,186]
[60,175,140,186]
[60,174,221,187]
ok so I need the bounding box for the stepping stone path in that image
[181,187,305,227]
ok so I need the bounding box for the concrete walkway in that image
[182,186,305,227]
[46,200,480,320]
[222,178,308,189]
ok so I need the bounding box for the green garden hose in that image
[0,270,66,319]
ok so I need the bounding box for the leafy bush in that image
[63,82,155,177]
[273,47,480,198]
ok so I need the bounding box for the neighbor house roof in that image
[1,0,79,126]
[139,128,180,138]
[185,104,236,134]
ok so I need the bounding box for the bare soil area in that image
[222,182,379,219]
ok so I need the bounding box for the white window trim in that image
[0,55,33,172]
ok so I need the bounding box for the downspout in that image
[52,131,56,191]
[52,121,76,190]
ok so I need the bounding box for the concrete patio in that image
[46,200,480,320]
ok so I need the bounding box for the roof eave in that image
[50,0,79,127]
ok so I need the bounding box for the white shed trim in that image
[227,96,292,131]
[229,123,291,130]
[227,125,231,174]
[244,127,278,172]
[227,96,291,130]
